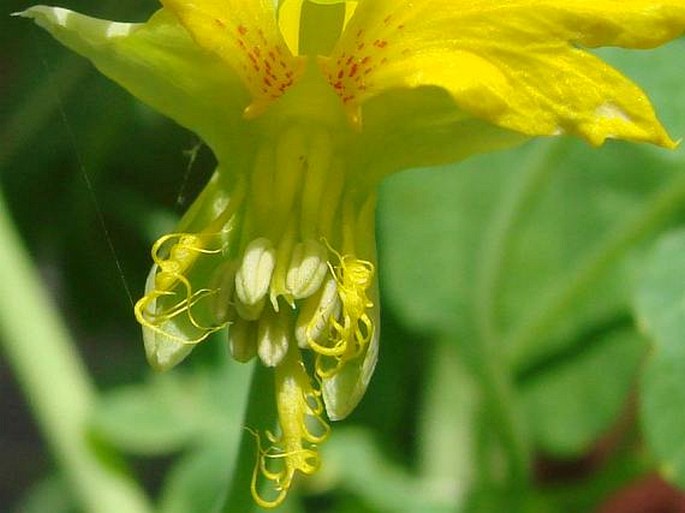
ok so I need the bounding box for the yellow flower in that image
[20,0,685,507]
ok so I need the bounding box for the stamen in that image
[257,308,290,367]
[310,244,375,379]
[295,275,341,349]
[300,129,333,239]
[286,239,329,299]
[235,237,277,307]
[208,260,238,324]
[228,317,258,363]
[275,126,309,218]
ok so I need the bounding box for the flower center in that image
[224,122,375,371]
[134,121,378,506]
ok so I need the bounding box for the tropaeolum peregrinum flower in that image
[20,0,685,506]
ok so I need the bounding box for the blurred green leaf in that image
[13,475,76,513]
[521,328,645,456]
[90,372,208,456]
[91,353,254,452]
[418,339,477,508]
[158,438,234,513]
[90,357,255,513]
[379,38,685,362]
[379,40,685,477]
[635,228,685,488]
[463,485,554,513]
[319,428,455,513]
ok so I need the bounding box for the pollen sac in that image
[286,239,329,299]
[295,275,341,349]
[257,309,290,367]
[235,237,277,307]
[228,317,258,363]
[210,260,238,324]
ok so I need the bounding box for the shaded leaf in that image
[12,475,76,513]
[90,372,205,455]
[635,229,685,488]
[318,428,455,513]
[158,437,234,513]
[522,329,645,456]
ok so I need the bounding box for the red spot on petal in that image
[238,25,247,35]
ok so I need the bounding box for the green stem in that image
[466,339,531,490]
[508,168,685,369]
[418,339,476,507]
[0,192,152,513]
[475,139,568,346]
[470,140,569,491]
[221,363,276,513]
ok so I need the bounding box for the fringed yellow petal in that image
[161,0,306,118]
[323,0,685,146]
[251,343,329,508]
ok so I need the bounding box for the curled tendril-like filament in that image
[134,272,227,345]
[134,231,230,345]
[249,426,322,509]
[307,244,375,377]
[151,232,226,288]
[249,351,331,508]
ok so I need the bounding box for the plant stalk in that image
[0,192,152,513]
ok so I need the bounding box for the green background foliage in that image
[2,1,685,512]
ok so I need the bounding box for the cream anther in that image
[295,275,341,349]
[228,317,257,363]
[286,239,328,299]
[235,237,277,306]
[257,310,290,367]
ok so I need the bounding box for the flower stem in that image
[465,338,532,491]
[0,192,152,513]
[475,139,569,346]
[507,165,685,369]
[471,140,569,491]
[221,363,276,513]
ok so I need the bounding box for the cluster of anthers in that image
[133,126,376,507]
